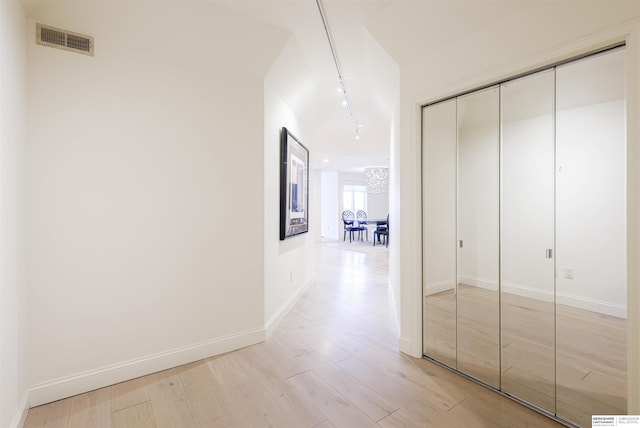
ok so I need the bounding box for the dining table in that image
[356,218,387,244]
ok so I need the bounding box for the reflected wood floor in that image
[25,241,561,428]
[424,286,627,427]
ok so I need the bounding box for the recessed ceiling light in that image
[323,158,330,163]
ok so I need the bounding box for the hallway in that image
[24,242,561,427]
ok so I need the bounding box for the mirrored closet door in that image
[422,99,457,368]
[456,88,500,388]
[555,48,627,427]
[422,47,627,427]
[500,70,556,413]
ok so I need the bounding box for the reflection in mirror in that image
[555,48,627,427]
[422,99,457,368]
[500,70,555,413]
[456,87,500,387]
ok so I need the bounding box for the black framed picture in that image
[280,127,309,240]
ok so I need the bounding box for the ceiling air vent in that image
[36,23,94,56]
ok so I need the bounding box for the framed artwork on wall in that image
[280,127,309,240]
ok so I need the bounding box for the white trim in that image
[9,391,29,428]
[424,279,455,297]
[389,274,400,337]
[501,282,554,302]
[503,282,625,317]
[626,21,640,415]
[556,293,627,319]
[265,277,313,337]
[458,276,499,292]
[398,337,415,356]
[416,20,639,107]
[29,328,265,407]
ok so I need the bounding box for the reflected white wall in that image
[502,113,555,301]
[457,123,500,291]
[556,100,627,317]
[422,100,456,296]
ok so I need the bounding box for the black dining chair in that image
[373,214,389,247]
[356,210,369,241]
[342,210,365,242]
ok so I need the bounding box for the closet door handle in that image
[459,240,464,248]
[546,249,553,259]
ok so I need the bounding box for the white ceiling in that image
[225,0,397,173]
[23,0,640,174]
[225,0,639,173]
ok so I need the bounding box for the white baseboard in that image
[399,336,420,358]
[458,276,498,291]
[424,280,455,297]
[501,282,554,302]
[29,328,265,407]
[10,391,29,428]
[388,279,400,336]
[502,282,626,318]
[556,292,627,318]
[265,277,313,337]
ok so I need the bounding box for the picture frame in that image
[280,127,309,240]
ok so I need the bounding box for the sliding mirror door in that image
[456,87,500,387]
[500,70,556,413]
[421,47,628,428]
[422,99,457,367]
[555,48,627,427]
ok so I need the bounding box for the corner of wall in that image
[264,275,313,337]
[395,95,423,362]
[263,57,315,336]
[29,328,265,407]
[0,0,30,425]
[9,393,29,428]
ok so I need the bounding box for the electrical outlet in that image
[564,268,574,280]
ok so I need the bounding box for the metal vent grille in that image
[36,23,94,56]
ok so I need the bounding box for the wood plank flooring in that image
[25,241,562,427]
[423,283,627,427]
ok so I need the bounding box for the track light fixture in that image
[316,0,361,139]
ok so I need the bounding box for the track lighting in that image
[316,0,361,139]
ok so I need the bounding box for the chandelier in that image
[364,167,389,194]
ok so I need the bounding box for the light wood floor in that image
[423,285,627,428]
[25,241,561,428]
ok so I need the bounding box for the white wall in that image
[458,123,500,291]
[502,113,555,302]
[556,100,627,317]
[263,77,315,333]
[320,170,339,240]
[366,193,389,220]
[0,0,29,425]
[500,100,626,318]
[26,2,289,405]
[422,100,456,296]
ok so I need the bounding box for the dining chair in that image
[356,210,369,241]
[342,210,365,242]
[373,214,389,247]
